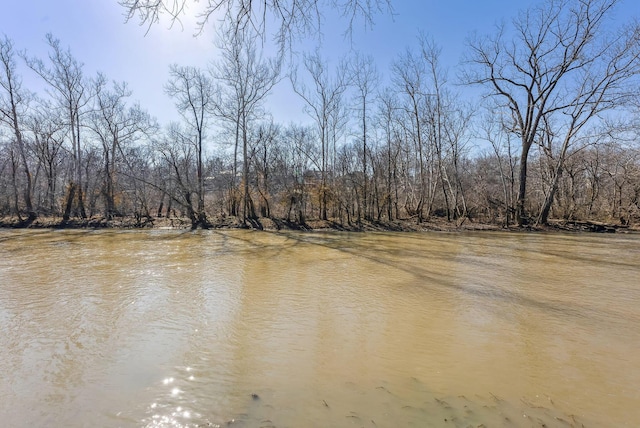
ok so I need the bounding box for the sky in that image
[1,0,638,128]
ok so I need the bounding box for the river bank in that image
[0,215,637,233]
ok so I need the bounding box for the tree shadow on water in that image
[271,231,638,329]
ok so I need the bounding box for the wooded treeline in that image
[1,0,639,229]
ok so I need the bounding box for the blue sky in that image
[1,0,638,127]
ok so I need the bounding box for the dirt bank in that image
[1,215,637,234]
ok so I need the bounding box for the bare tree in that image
[465,0,640,225]
[348,52,379,221]
[280,123,316,223]
[376,86,402,220]
[155,122,202,228]
[478,107,518,226]
[391,46,429,221]
[24,33,91,222]
[0,35,35,223]
[419,35,466,222]
[120,0,392,49]
[165,64,214,227]
[28,103,66,214]
[292,51,348,220]
[252,120,280,218]
[212,26,281,222]
[89,76,155,219]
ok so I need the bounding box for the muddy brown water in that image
[0,229,638,427]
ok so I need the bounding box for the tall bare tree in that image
[391,46,430,221]
[465,0,640,225]
[420,36,454,221]
[349,53,379,221]
[165,64,214,227]
[90,77,155,219]
[212,26,281,222]
[376,87,402,220]
[24,33,91,222]
[292,51,348,220]
[0,35,35,223]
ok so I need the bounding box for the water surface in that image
[0,229,638,427]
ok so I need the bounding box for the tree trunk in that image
[62,182,76,223]
[362,105,368,221]
[242,118,250,222]
[537,139,571,225]
[516,142,532,226]
[76,114,86,219]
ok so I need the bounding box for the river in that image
[0,229,638,427]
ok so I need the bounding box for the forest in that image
[1,0,639,230]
